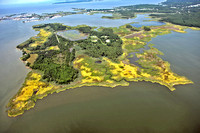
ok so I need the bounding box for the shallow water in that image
[131,14,165,27]
[57,30,88,41]
[4,83,196,133]
[0,2,200,133]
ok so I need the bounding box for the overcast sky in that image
[0,0,53,4]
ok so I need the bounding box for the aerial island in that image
[7,22,196,117]
[6,0,200,117]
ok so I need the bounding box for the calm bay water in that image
[131,14,165,27]
[0,0,164,16]
[0,1,200,133]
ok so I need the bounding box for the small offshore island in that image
[7,21,197,117]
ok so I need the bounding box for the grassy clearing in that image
[30,29,52,48]
[27,54,38,65]
[46,46,60,51]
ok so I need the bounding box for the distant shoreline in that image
[53,0,102,4]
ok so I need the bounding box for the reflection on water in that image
[0,8,200,133]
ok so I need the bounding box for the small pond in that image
[57,30,88,41]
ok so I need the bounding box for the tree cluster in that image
[17,38,35,49]
[77,26,92,33]
[144,26,151,31]
[21,54,30,61]
[32,50,78,84]
[150,12,200,27]
[126,24,140,31]
[76,28,123,61]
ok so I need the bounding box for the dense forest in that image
[76,27,123,61]
[88,0,200,27]
[162,0,200,5]
[122,0,200,27]
[17,24,77,84]
[150,12,200,27]
[32,51,78,84]
[30,33,78,84]
[18,24,123,84]
[33,23,68,31]
[154,0,200,27]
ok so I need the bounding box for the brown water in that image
[5,83,197,133]
[0,18,200,133]
[0,14,145,132]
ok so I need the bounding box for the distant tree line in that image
[33,23,67,31]
[150,12,200,27]
[90,0,200,27]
